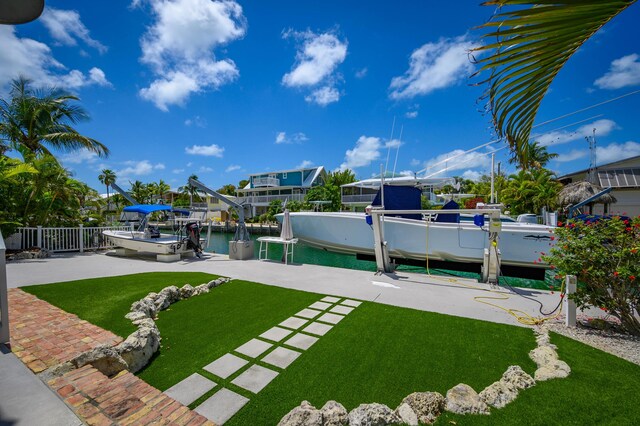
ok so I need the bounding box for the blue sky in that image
[1,0,639,192]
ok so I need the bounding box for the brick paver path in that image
[8,288,123,373]
[8,288,215,425]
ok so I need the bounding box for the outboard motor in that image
[147,225,161,239]
[185,222,203,258]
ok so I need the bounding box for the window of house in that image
[282,172,287,179]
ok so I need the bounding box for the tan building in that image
[558,155,640,217]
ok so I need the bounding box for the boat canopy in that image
[341,176,454,189]
[123,204,189,215]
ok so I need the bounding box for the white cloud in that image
[185,144,224,157]
[198,166,214,173]
[138,0,246,110]
[296,160,314,169]
[421,149,491,176]
[462,170,482,181]
[389,35,478,100]
[594,53,640,89]
[555,149,587,163]
[185,116,206,127]
[40,7,107,54]
[0,26,111,91]
[60,148,99,164]
[339,136,382,170]
[385,139,402,149]
[275,131,309,144]
[406,111,418,119]
[225,164,241,172]
[536,119,618,146]
[410,158,420,167]
[117,160,165,177]
[355,68,368,79]
[282,29,347,105]
[596,141,640,164]
[282,30,347,87]
[304,86,340,106]
[172,168,185,174]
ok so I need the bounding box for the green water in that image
[203,231,554,290]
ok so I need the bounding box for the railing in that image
[10,225,132,253]
[252,177,280,187]
[236,194,305,205]
[341,194,377,204]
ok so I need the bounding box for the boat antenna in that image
[385,116,396,176]
[392,125,403,178]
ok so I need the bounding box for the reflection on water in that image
[203,232,553,290]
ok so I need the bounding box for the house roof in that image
[558,155,640,179]
[247,166,325,177]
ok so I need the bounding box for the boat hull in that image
[281,212,555,269]
[102,230,194,255]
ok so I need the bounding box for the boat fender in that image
[473,214,485,227]
[365,205,373,226]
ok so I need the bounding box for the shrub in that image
[543,216,640,335]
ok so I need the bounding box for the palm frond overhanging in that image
[474,0,636,165]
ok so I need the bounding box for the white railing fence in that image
[9,225,132,253]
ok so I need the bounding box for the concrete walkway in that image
[7,251,576,327]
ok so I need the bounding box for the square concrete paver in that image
[204,353,249,379]
[261,347,301,369]
[259,326,293,342]
[295,308,322,319]
[279,316,308,330]
[231,365,279,393]
[309,301,332,311]
[341,299,362,307]
[195,388,249,425]
[235,338,272,358]
[317,312,345,324]
[302,322,333,336]
[321,296,341,303]
[163,373,216,406]
[284,333,319,350]
[330,305,354,315]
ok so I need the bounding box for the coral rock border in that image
[278,324,571,425]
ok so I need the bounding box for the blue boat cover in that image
[435,200,460,223]
[123,204,173,215]
[372,185,422,220]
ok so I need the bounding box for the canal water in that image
[203,231,554,290]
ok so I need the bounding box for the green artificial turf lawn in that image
[23,273,640,425]
[22,272,219,338]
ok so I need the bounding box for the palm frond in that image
[474,0,636,165]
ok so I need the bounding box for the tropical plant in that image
[474,0,636,166]
[178,174,202,204]
[98,169,116,211]
[217,184,236,196]
[0,76,108,160]
[326,169,356,187]
[129,180,150,204]
[509,141,558,170]
[543,216,640,335]
[501,168,561,215]
[468,173,508,201]
[305,185,341,211]
[238,179,249,189]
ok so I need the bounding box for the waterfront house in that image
[236,166,327,216]
[558,155,640,217]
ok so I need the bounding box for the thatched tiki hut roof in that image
[557,181,617,208]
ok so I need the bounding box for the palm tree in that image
[508,141,558,170]
[129,180,149,204]
[98,169,116,211]
[179,174,202,205]
[474,0,636,166]
[0,76,109,160]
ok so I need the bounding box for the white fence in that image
[8,225,132,253]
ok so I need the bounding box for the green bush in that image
[543,216,640,335]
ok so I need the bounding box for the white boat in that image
[103,204,203,259]
[277,184,555,279]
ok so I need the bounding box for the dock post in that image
[37,225,42,248]
[79,224,84,253]
[564,275,577,327]
[370,210,393,273]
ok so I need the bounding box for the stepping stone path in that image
[163,295,363,424]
